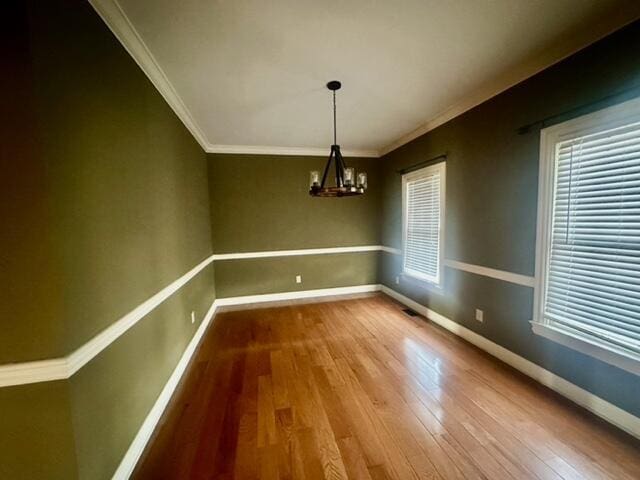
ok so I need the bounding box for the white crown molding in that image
[113,298,218,479]
[212,245,384,261]
[91,0,640,161]
[444,259,535,288]
[88,0,210,151]
[206,144,380,158]
[91,1,638,160]
[378,17,640,157]
[380,285,640,440]
[89,0,381,159]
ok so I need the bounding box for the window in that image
[402,162,446,285]
[534,97,640,375]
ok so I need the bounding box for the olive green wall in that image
[208,154,381,296]
[2,1,215,478]
[215,253,378,298]
[0,382,78,479]
[2,0,214,364]
[379,21,640,417]
[4,0,640,477]
[69,263,215,479]
[2,0,65,365]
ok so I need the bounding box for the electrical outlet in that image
[395,276,400,285]
[191,311,196,324]
[475,309,484,323]
[296,275,302,284]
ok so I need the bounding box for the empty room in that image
[3,0,640,478]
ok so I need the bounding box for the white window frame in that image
[402,162,446,287]
[533,97,640,376]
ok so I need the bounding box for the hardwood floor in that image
[134,294,640,479]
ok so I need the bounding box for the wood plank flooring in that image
[133,294,640,479]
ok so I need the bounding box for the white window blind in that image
[544,119,640,356]
[403,163,445,284]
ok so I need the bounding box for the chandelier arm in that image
[337,149,347,172]
[335,147,344,187]
[320,146,334,189]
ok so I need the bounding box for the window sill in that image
[531,321,640,376]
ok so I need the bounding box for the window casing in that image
[402,162,446,285]
[534,97,640,376]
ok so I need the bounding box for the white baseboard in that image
[113,283,380,478]
[215,284,382,306]
[114,283,640,478]
[113,298,218,479]
[380,285,640,440]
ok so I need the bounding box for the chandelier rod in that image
[333,89,337,145]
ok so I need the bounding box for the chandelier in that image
[309,81,367,197]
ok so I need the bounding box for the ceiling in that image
[97,0,640,156]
